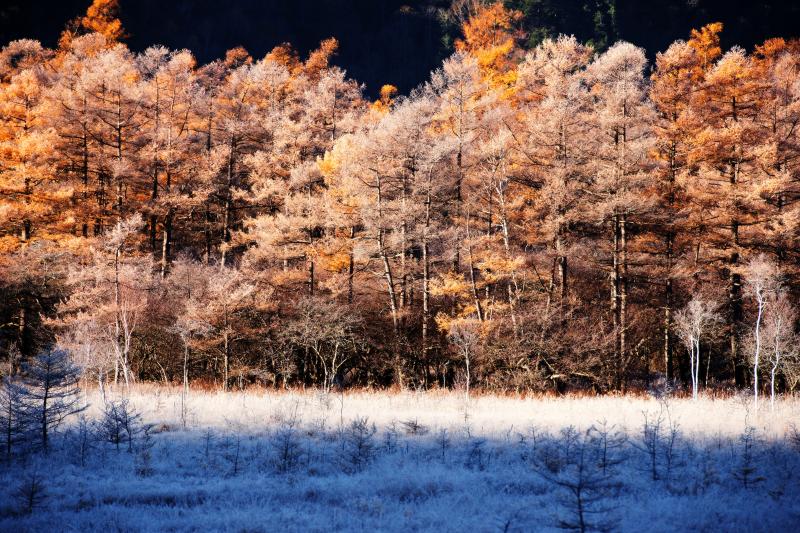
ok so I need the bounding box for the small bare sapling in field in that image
[14,470,46,515]
[135,424,155,477]
[97,398,144,452]
[534,428,620,533]
[271,409,302,473]
[632,401,679,482]
[465,437,488,471]
[69,414,95,467]
[383,420,400,454]
[586,420,627,476]
[401,419,429,436]
[733,423,765,490]
[788,424,800,452]
[223,422,244,476]
[341,417,376,473]
[437,428,450,463]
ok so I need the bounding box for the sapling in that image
[534,430,620,532]
[135,424,155,477]
[383,420,399,454]
[634,407,664,481]
[14,470,46,515]
[662,410,681,483]
[401,418,429,436]
[98,398,143,452]
[437,428,450,462]
[20,349,86,452]
[788,423,800,452]
[272,412,302,473]
[71,414,94,467]
[586,419,627,476]
[733,424,764,489]
[222,423,243,476]
[0,377,29,461]
[341,416,376,472]
[465,437,487,470]
[448,318,481,403]
[203,428,214,461]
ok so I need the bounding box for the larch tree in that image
[0,43,62,247]
[584,42,656,390]
[513,35,593,318]
[690,44,767,386]
[138,47,201,275]
[650,35,712,381]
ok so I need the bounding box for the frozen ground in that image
[1,387,799,532]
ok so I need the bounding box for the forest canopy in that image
[2,0,800,395]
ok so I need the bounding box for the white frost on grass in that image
[1,387,799,532]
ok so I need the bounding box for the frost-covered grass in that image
[2,387,800,532]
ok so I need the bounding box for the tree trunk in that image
[204,202,213,265]
[422,181,432,366]
[114,246,122,386]
[15,306,26,373]
[223,309,230,391]
[160,209,172,278]
[347,226,355,304]
[466,213,483,322]
[664,232,674,381]
[620,213,628,392]
[221,140,235,267]
[612,214,621,389]
[730,217,744,386]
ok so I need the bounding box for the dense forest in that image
[2,0,800,394]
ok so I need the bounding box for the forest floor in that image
[1,387,799,532]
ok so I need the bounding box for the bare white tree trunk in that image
[689,335,700,400]
[770,317,781,412]
[754,289,765,412]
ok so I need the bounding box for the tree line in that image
[2,1,800,394]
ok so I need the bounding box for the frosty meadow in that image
[1,385,799,532]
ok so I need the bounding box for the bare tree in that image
[744,256,779,411]
[281,297,363,393]
[448,318,482,402]
[674,297,720,399]
[762,293,798,411]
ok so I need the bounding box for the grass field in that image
[1,387,798,532]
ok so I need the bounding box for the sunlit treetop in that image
[454,2,524,94]
[59,0,126,49]
[303,37,339,80]
[688,22,723,70]
[370,84,398,115]
[266,43,302,74]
